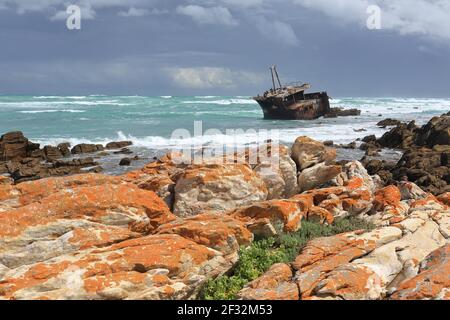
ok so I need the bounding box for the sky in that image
[0,0,449,97]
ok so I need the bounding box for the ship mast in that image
[270,65,282,91]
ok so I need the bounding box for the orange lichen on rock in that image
[290,193,314,211]
[373,186,402,212]
[292,233,359,270]
[120,155,185,208]
[237,263,299,300]
[302,177,374,217]
[0,260,73,298]
[307,206,335,224]
[312,264,382,300]
[0,182,174,239]
[292,226,403,299]
[156,213,253,253]
[304,186,347,205]
[410,195,441,209]
[390,245,450,300]
[228,199,306,234]
[15,174,122,207]
[0,184,14,208]
[344,177,364,190]
[99,234,217,276]
[67,226,140,250]
[0,234,223,299]
[83,271,147,294]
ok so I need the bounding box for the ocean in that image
[1,95,449,174]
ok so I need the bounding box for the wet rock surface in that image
[324,108,362,118]
[360,113,450,195]
[0,131,135,184]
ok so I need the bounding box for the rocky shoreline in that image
[0,113,448,300]
[0,132,138,183]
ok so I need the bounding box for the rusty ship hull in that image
[254,91,331,120]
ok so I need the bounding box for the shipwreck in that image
[254,66,354,120]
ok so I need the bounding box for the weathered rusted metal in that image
[254,66,331,120]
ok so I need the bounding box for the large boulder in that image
[252,145,298,199]
[157,213,253,255]
[228,195,334,237]
[304,177,374,218]
[393,147,450,195]
[228,199,308,236]
[0,182,176,269]
[290,136,336,171]
[335,160,377,193]
[121,152,188,209]
[71,143,104,154]
[173,164,268,217]
[57,143,71,157]
[373,185,402,212]
[415,114,450,147]
[377,121,418,149]
[377,119,402,127]
[0,132,29,161]
[324,108,361,118]
[105,141,133,150]
[298,163,342,192]
[43,145,63,160]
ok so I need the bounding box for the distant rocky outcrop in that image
[0,131,134,183]
[377,118,402,128]
[324,107,361,118]
[361,113,450,195]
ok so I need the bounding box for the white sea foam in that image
[18,109,86,114]
[35,121,386,152]
[33,96,86,100]
[113,124,385,150]
[33,96,62,99]
[330,97,450,116]
[0,100,131,107]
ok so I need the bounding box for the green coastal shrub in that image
[199,216,375,300]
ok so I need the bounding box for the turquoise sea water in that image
[0,95,448,173]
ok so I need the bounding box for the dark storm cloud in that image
[0,0,449,96]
